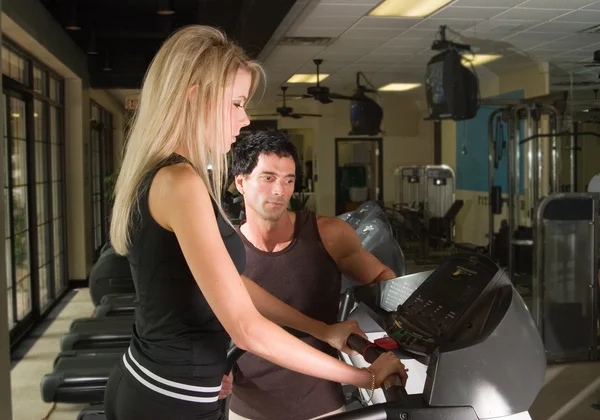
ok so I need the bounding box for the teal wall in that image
[456,90,525,194]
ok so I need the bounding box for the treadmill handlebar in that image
[346,334,410,404]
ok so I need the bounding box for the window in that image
[2,39,67,346]
[90,101,114,254]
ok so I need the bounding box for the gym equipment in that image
[486,92,600,299]
[336,252,545,419]
[41,351,121,403]
[74,253,545,419]
[338,201,407,297]
[70,315,133,333]
[89,245,134,306]
[60,325,132,351]
[340,218,407,294]
[341,200,391,231]
[394,165,456,222]
[90,293,136,317]
[41,320,132,403]
[93,300,134,318]
[77,404,106,420]
[392,165,462,263]
[532,193,599,363]
[394,166,424,210]
[100,293,135,305]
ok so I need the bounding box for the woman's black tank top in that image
[124,154,246,390]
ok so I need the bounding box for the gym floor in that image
[9,278,600,420]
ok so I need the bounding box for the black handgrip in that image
[346,334,410,404]
[347,334,385,362]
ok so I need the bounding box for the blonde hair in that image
[110,25,263,255]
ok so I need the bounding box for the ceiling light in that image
[461,54,501,67]
[378,83,421,92]
[157,0,175,15]
[287,74,330,84]
[369,0,453,17]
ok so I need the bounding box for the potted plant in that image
[289,192,309,211]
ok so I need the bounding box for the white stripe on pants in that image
[228,406,345,420]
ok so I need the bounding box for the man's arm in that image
[320,218,396,285]
[241,275,366,353]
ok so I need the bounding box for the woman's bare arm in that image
[149,164,393,389]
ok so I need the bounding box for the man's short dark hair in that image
[231,130,302,186]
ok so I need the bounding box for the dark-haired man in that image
[225,130,396,420]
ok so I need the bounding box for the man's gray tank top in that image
[229,210,345,420]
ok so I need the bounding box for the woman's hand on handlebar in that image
[369,352,409,388]
[320,320,367,355]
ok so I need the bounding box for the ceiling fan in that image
[281,59,354,104]
[249,86,322,119]
[561,49,600,67]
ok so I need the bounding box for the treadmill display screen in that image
[387,255,499,354]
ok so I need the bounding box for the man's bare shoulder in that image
[316,214,354,242]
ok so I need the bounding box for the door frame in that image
[334,137,384,215]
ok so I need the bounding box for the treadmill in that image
[41,351,123,404]
[94,293,136,317]
[61,319,133,351]
[76,252,546,419]
[334,252,545,419]
[341,217,406,295]
[89,245,135,306]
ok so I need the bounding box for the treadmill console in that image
[385,253,501,355]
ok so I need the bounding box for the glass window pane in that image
[2,47,10,77]
[7,287,13,328]
[37,182,49,224]
[49,76,60,103]
[5,238,11,288]
[53,218,62,255]
[34,100,44,142]
[37,222,47,266]
[52,181,62,219]
[9,51,19,81]
[16,275,31,320]
[39,265,50,308]
[13,139,28,188]
[54,253,63,294]
[51,144,60,181]
[10,98,25,141]
[33,67,45,95]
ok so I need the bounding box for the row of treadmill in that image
[39,201,547,420]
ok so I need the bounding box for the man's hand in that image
[320,320,367,355]
[219,373,233,400]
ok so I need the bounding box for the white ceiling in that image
[258,0,600,101]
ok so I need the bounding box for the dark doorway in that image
[335,137,383,215]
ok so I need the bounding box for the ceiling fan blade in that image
[249,113,278,117]
[278,93,312,100]
[297,113,322,117]
[329,92,354,100]
[288,113,303,119]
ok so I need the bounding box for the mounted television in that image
[425,48,479,121]
[349,95,383,136]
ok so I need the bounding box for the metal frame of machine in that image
[532,192,599,363]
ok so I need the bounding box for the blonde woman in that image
[103,25,407,420]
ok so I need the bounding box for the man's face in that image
[237,153,296,221]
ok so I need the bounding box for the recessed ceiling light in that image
[378,83,421,92]
[461,54,501,66]
[369,0,453,18]
[287,74,330,84]
[157,0,175,15]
